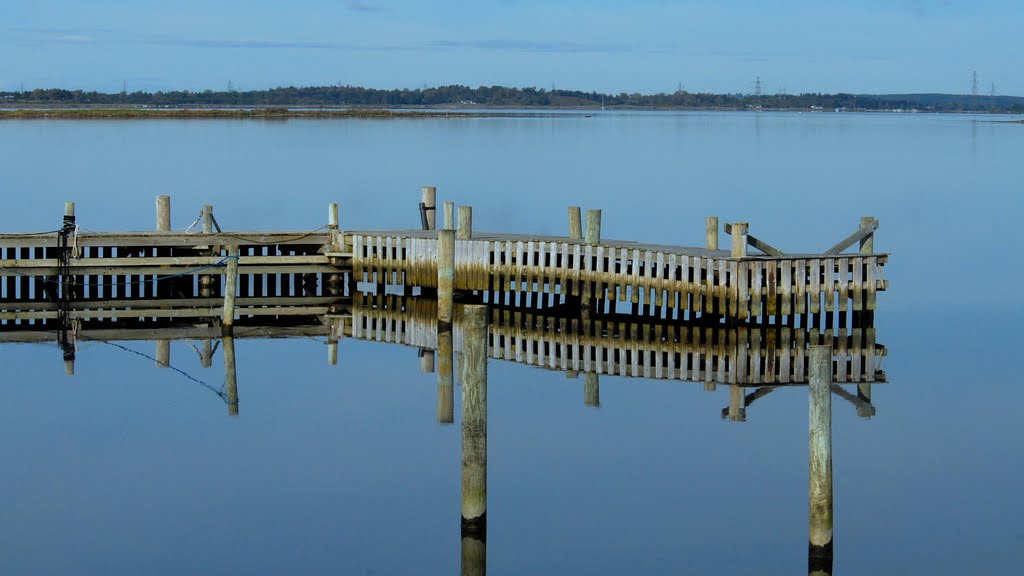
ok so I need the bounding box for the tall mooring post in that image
[421,186,436,231]
[443,201,456,231]
[438,230,455,328]
[706,216,719,251]
[568,206,583,240]
[731,222,749,259]
[457,206,473,240]
[809,345,834,571]
[461,305,488,535]
[222,246,240,331]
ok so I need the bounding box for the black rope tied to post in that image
[419,202,435,231]
[57,213,77,361]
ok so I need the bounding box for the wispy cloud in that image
[9,26,100,45]
[347,1,384,12]
[424,39,628,54]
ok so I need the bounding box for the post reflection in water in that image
[460,305,489,576]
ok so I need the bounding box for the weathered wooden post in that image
[156,195,171,232]
[809,345,834,567]
[437,328,455,425]
[438,230,455,327]
[444,201,456,231]
[155,189,171,365]
[199,205,215,296]
[584,372,600,407]
[461,305,488,536]
[569,206,583,240]
[731,222,748,258]
[706,216,719,250]
[224,332,239,416]
[457,206,473,240]
[585,209,601,245]
[328,202,339,231]
[222,246,240,331]
[859,216,875,254]
[421,186,436,231]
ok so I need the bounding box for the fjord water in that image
[1,112,1021,575]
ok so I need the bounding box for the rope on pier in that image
[0,255,239,288]
[85,337,227,402]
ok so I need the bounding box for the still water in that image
[1,112,1021,575]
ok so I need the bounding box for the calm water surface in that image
[1,112,1021,575]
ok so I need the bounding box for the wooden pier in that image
[1,194,887,389]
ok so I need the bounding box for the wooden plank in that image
[852,256,863,313]
[824,258,835,313]
[795,259,807,316]
[810,258,821,315]
[780,259,792,317]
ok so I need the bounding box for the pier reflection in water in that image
[1,285,882,575]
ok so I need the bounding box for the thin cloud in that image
[425,39,628,54]
[9,26,100,45]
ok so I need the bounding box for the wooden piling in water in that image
[457,206,473,240]
[327,340,338,366]
[156,196,171,232]
[420,349,435,373]
[224,331,239,416]
[706,216,719,251]
[200,339,213,368]
[584,372,600,407]
[444,201,455,231]
[438,230,455,326]
[222,246,239,331]
[585,209,602,245]
[421,186,436,231]
[438,328,454,425]
[461,305,488,535]
[731,222,748,259]
[809,344,834,563]
[569,207,583,240]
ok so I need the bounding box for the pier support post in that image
[224,331,239,416]
[706,216,719,251]
[156,195,171,232]
[569,207,583,240]
[457,206,473,240]
[730,222,749,258]
[199,205,215,296]
[421,186,436,231]
[438,230,455,327]
[222,246,239,331]
[437,328,455,425]
[859,216,875,254]
[584,372,600,407]
[809,345,834,568]
[461,534,486,576]
[444,201,455,231]
[461,305,488,536]
[585,209,602,245]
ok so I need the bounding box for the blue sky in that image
[2,0,1020,95]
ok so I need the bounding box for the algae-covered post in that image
[461,305,488,535]
[222,246,240,330]
[437,328,455,425]
[444,201,455,231]
[706,216,719,251]
[569,206,583,240]
[438,230,455,326]
[731,222,748,258]
[585,209,601,245]
[224,332,239,416]
[584,372,600,407]
[809,345,834,566]
[458,206,473,240]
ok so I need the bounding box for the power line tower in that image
[754,76,763,97]
[971,71,979,96]
[990,82,996,97]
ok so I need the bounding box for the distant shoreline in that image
[1,106,1021,121]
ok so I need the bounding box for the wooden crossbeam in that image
[723,223,785,257]
[825,221,878,255]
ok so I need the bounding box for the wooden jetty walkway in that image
[1,192,887,382]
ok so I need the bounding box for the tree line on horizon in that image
[2,84,1021,112]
